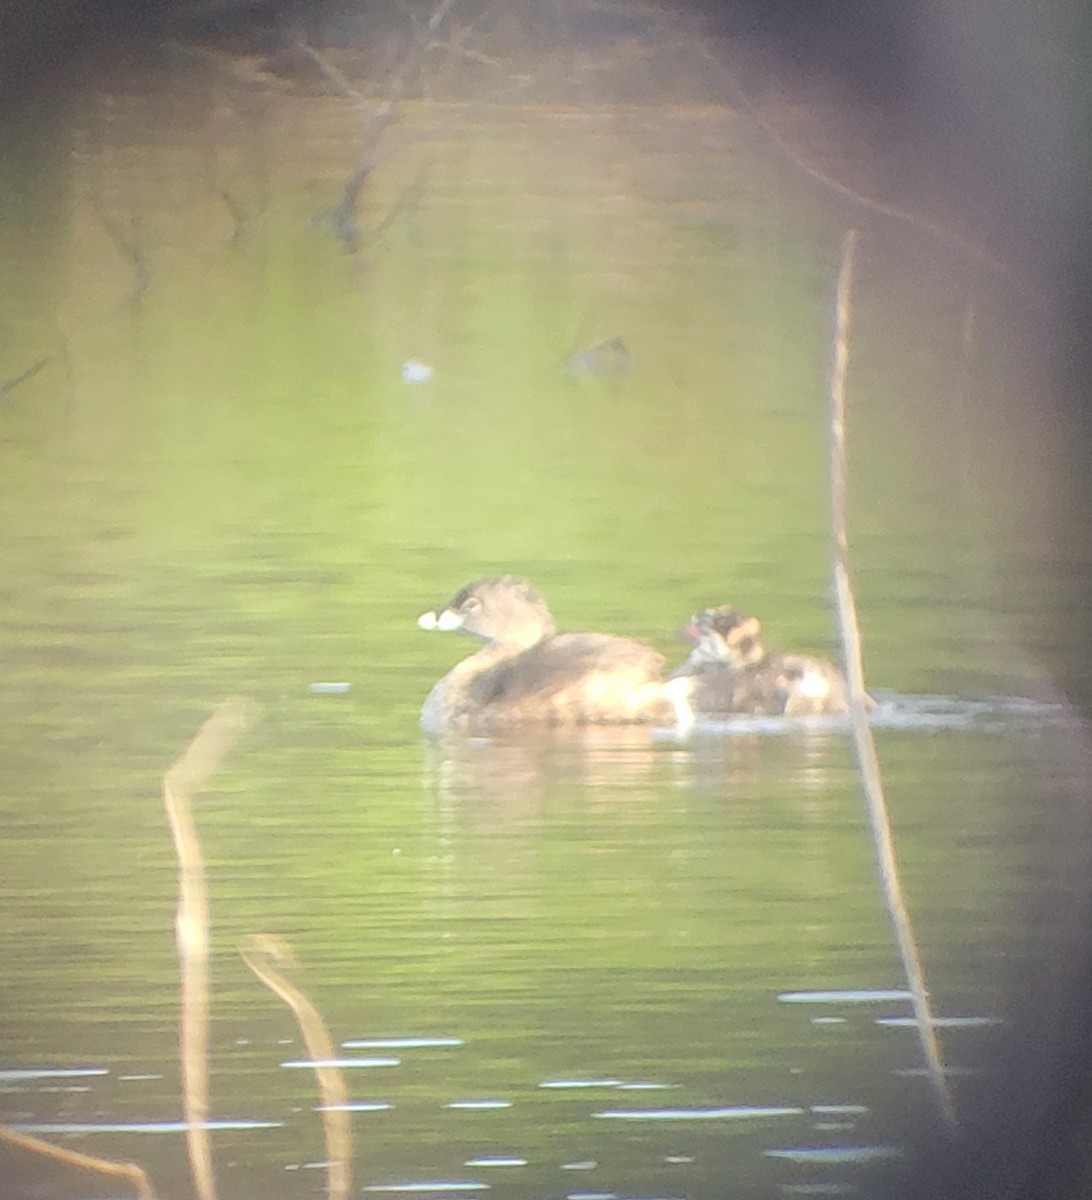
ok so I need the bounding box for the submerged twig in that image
[0,357,49,400]
[320,0,458,251]
[563,336,632,380]
[322,104,398,252]
[163,697,259,1200]
[702,46,1030,294]
[951,301,979,512]
[427,38,514,74]
[219,188,250,244]
[0,1125,156,1199]
[297,41,366,101]
[56,333,75,420]
[828,230,958,1132]
[90,199,152,302]
[420,0,461,41]
[241,935,352,1200]
[372,165,430,241]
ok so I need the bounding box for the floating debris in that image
[563,337,631,379]
[401,359,434,384]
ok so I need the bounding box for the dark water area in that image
[0,6,1090,1200]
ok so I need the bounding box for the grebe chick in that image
[667,605,866,722]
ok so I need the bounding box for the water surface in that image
[0,26,1089,1200]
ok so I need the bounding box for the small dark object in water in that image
[0,357,49,400]
[563,337,632,379]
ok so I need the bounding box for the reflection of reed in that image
[163,697,258,1200]
[241,935,352,1200]
[828,231,957,1132]
[0,1125,156,1200]
[423,724,847,816]
[318,0,458,251]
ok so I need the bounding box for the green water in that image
[0,32,1089,1200]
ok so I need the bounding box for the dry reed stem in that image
[952,302,979,509]
[828,230,958,1132]
[163,697,258,1200]
[240,935,352,1200]
[0,1125,157,1200]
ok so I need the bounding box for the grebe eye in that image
[462,597,482,614]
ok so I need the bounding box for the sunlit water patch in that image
[363,1183,488,1193]
[779,991,913,1005]
[464,1156,528,1167]
[343,1037,465,1049]
[593,1105,804,1121]
[778,1186,859,1196]
[280,1056,400,1068]
[541,1078,623,1089]
[537,1077,677,1096]
[893,1065,980,1077]
[13,1119,282,1134]
[319,1101,393,1111]
[875,1016,1002,1028]
[0,1067,109,1082]
[765,1146,902,1164]
[444,1100,513,1111]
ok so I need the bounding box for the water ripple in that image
[594,1105,803,1121]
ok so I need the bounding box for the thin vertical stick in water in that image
[828,230,958,1132]
[240,935,352,1200]
[953,302,979,511]
[0,1125,157,1199]
[163,697,258,1200]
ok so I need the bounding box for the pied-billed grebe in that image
[416,575,670,734]
[666,605,866,722]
